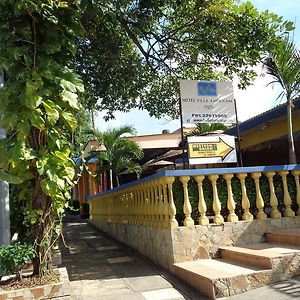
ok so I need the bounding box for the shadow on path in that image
[61,215,208,300]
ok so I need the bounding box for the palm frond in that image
[87,125,143,187]
[262,36,300,103]
[188,123,228,136]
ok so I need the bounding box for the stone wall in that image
[172,217,300,262]
[90,216,300,271]
[90,217,175,269]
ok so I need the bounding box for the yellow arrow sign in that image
[188,137,234,160]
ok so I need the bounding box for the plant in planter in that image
[68,199,81,215]
[0,243,35,281]
[80,202,90,219]
[0,0,84,277]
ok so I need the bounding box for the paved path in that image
[61,216,300,300]
[61,216,208,300]
[219,276,300,300]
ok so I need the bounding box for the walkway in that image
[61,216,300,300]
[61,216,208,300]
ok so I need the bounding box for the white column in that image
[0,70,10,245]
[0,130,10,246]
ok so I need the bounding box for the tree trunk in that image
[116,174,120,187]
[29,128,53,276]
[287,98,297,164]
[91,109,95,130]
[31,171,52,276]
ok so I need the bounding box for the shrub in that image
[81,202,90,219]
[69,200,80,215]
[172,173,298,222]
[9,185,34,244]
[0,243,35,281]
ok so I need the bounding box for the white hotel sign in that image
[179,80,236,125]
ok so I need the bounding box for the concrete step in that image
[220,243,300,269]
[173,244,300,298]
[266,229,300,247]
[220,243,300,283]
[173,259,272,299]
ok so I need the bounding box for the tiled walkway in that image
[61,216,208,300]
[61,216,300,300]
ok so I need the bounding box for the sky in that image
[95,0,300,136]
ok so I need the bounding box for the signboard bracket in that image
[179,92,188,169]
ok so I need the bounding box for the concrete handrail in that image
[88,164,300,227]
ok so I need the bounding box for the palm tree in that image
[108,138,143,186]
[88,125,143,189]
[188,123,229,136]
[262,37,300,164]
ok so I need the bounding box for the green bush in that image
[68,200,80,215]
[0,243,35,280]
[9,185,34,244]
[172,173,298,223]
[81,202,90,219]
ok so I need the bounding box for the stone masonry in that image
[90,216,300,272]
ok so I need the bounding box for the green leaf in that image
[61,90,80,109]
[64,166,75,179]
[54,176,65,189]
[30,111,45,129]
[0,171,24,184]
[16,120,31,140]
[43,101,60,125]
[40,178,58,196]
[36,155,49,175]
[61,111,77,131]
[25,82,42,108]
[23,149,36,161]
[60,79,77,93]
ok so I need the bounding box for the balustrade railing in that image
[88,165,300,228]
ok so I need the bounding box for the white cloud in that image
[95,109,180,135]
[234,65,282,122]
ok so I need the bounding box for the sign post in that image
[234,98,243,167]
[179,91,187,169]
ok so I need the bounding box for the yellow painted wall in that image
[240,113,300,149]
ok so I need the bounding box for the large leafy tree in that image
[0,0,295,278]
[88,126,143,188]
[71,108,93,157]
[0,1,84,275]
[262,37,300,164]
[77,0,293,119]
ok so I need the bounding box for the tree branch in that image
[28,10,37,69]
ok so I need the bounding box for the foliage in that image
[0,0,84,275]
[262,37,300,163]
[9,185,33,244]
[173,173,297,224]
[0,243,35,281]
[80,202,90,219]
[71,108,93,157]
[77,0,293,119]
[88,126,144,188]
[263,37,300,102]
[68,199,80,215]
[188,123,229,136]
